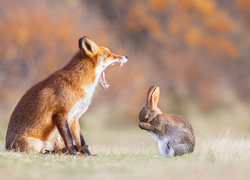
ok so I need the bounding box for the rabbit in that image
[139,85,195,157]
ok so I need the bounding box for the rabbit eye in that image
[145,115,150,121]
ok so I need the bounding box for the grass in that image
[1,102,250,180]
[0,128,250,180]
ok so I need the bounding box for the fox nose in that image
[125,56,128,59]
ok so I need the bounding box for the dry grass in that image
[0,127,250,180]
[1,102,250,180]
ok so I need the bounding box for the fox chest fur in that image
[68,74,99,124]
[5,36,128,154]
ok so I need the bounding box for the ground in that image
[0,127,250,180]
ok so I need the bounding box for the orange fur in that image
[70,119,81,151]
[5,36,128,154]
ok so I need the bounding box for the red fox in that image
[5,36,128,155]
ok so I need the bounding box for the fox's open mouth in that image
[99,71,109,89]
[99,60,127,90]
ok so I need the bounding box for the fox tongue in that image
[99,71,110,90]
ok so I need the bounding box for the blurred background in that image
[0,0,249,141]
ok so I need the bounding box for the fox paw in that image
[81,145,91,156]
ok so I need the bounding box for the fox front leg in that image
[53,114,76,155]
[139,122,157,132]
[80,133,91,155]
[70,119,91,155]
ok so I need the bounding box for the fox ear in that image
[146,85,160,107]
[79,36,99,57]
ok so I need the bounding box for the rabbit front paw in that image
[139,122,146,129]
[139,122,152,130]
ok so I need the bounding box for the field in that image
[1,105,250,180]
[0,0,249,179]
[1,126,250,180]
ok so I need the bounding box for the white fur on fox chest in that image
[68,68,102,124]
[68,85,95,124]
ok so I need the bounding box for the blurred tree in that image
[0,0,111,108]
[0,0,249,124]
[91,0,249,110]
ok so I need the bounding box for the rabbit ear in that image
[151,86,160,107]
[146,85,160,107]
[146,85,157,105]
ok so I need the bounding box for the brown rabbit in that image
[139,85,195,157]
